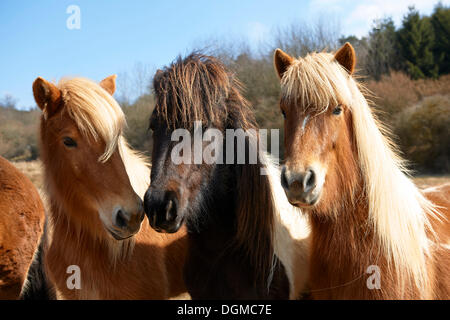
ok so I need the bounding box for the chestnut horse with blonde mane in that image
[0,156,45,299]
[29,75,187,299]
[274,43,449,299]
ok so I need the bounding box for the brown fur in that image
[0,156,45,299]
[274,49,295,79]
[99,75,117,96]
[43,215,187,299]
[275,44,450,299]
[334,42,356,74]
[308,184,450,299]
[34,76,188,299]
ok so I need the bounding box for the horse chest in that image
[184,231,290,299]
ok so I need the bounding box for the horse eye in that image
[332,105,342,115]
[281,109,286,119]
[63,137,77,148]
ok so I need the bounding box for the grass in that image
[12,160,450,196]
[12,160,44,191]
[412,175,450,188]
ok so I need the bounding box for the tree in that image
[273,18,341,57]
[397,6,438,79]
[430,3,450,75]
[0,94,17,109]
[339,35,369,77]
[366,17,401,80]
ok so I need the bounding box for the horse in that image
[144,53,310,299]
[29,75,188,299]
[273,42,450,299]
[0,156,45,299]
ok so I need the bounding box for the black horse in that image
[144,53,308,299]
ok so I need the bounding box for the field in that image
[12,160,45,191]
[12,160,450,203]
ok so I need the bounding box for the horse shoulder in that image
[423,183,450,243]
[422,183,450,299]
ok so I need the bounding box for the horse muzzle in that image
[281,165,322,207]
[102,203,145,240]
[144,189,184,233]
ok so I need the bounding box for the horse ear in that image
[274,48,294,79]
[32,77,62,117]
[334,42,356,74]
[99,75,117,95]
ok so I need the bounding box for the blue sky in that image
[0,0,447,109]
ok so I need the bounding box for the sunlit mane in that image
[281,52,351,114]
[58,77,125,162]
[281,52,440,298]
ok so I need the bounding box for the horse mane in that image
[281,52,440,298]
[58,77,125,162]
[280,52,352,115]
[233,148,277,289]
[152,53,255,130]
[48,77,150,264]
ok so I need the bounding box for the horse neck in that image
[187,161,241,244]
[198,148,275,233]
[308,160,429,299]
[44,172,133,273]
[308,180,387,298]
[219,150,277,282]
[310,178,371,261]
[47,198,112,257]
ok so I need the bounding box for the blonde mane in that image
[281,52,439,298]
[281,52,351,115]
[263,153,311,299]
[58,77,125,163]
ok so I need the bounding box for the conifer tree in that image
[366,17,400,80]
[397,6,438,79]
[430,3,450,75]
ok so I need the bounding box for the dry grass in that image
[12,160,450,198]
[11,160,48,209]
[413,175,450,188]
[12,160,44,191]
[365,72,450,115]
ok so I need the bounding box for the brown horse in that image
[0,156,45,299]
[144,54,310,299]
[274,43,450,299]
[31,75,187,299]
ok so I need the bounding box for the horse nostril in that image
[114,209,129,228]
[281,166,289,189]
[165,199,177,222]
[151,210,157,227]
[303,169,316,192]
